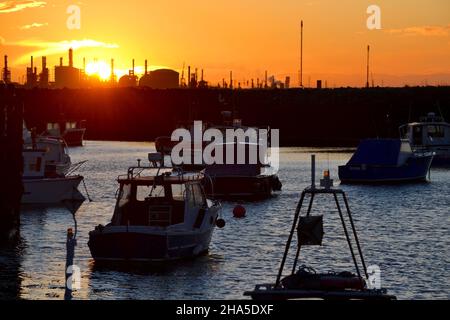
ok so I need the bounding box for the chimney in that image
[31,56,34,71]
[188,66,191,87]
[132,59,135,75]
[42,56,47,70]
[83,57,86,72]
[230,71,233,89]
[145,60,148,75]
[69,48,73,67]
[60,57,63,66]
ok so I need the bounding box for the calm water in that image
[1,141,449,300]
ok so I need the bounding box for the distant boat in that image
[88,153,222,262]
[400,112,450,166]
[22,149,85,204]
[203,141,282,200]
[338,139,433,184]
[23,122,72,176]
[156,112,282,199]
[43,119,86,147]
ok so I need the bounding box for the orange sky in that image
[1,0,449,87]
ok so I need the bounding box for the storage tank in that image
[139,69,179,89]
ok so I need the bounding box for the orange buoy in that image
[233,205,246,218]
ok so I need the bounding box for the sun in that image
[85,61,111,80]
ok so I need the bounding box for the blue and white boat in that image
[88,153,222,262]
[338,139,433,184]
[400,113,450,166]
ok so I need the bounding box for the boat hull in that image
[63,128,86,147]
[338,156,433,184]
[203,175,279,200]
[22,175,85,204]
[88,226,215,262]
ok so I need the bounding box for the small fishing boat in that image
[22,149,85,204]
[400,112,450,166]
[244,156,396,300]
[338,139,433,184]
[88,153,223,262]
[44,119,86,147]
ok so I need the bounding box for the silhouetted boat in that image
[338,139,433,184]
[44,119,86,147]
[400,112,450,166]
[88,153,222,262]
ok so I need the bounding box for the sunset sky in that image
[1,0,449,87]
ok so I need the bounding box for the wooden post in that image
[0,84,23,242]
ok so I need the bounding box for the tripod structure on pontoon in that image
[244,155,396,300]
[275,154,368,289]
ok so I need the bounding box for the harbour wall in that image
[19,86,450,146]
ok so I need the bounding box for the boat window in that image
[171,184,186,201]
[192,183,207,207]
[118,184,131,207]
[47,123,59,130]
[428,125,445,138]
[136,185,165,201]
[66,122,77,129]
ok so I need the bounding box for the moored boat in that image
[88,153,223,262]
[400,112,450,166]
[44,119,86,147]
[22,149,85,204]
[338,139,433,184]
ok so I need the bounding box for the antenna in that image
[366,45,370,88]
[300,20,303,88]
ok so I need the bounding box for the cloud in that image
[7,39,119,64]
[0,1,46,13]
[19,22,48,30]
[386,24,450,37]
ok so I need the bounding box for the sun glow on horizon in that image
[85,61,110,80]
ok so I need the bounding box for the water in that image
[1,141,449,300]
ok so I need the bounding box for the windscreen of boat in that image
[348,139,401,166]
[111,183,132,225]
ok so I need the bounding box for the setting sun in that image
[85,61,110,80]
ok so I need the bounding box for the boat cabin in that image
[111,169,209,229]
[400,113,450,149]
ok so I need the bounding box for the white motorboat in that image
[88,153,223,262]
[22,149,85,204]
[400,112,450,166]
[23,122,72,175]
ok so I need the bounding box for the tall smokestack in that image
[110,59,115,83]
[300,20,304,88]
[145,60,148,75]
[188,66,191,87]
[69,48,73,67]
[3,55,9,83]
[366,45,370,88]
[83,57,86,72]
[42,56,46,70]
[132,59,135,75]
[60,57,63,66]
[31,56,34,71]
[230,71,233,89]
